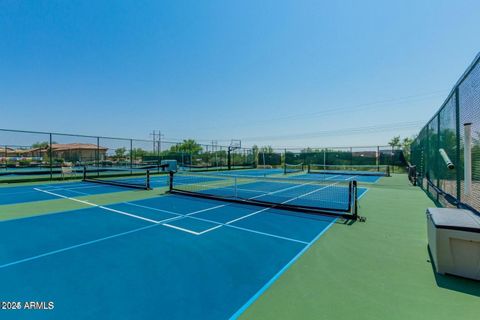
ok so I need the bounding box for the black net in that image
[308,164,390,176]
[284,163,304,174]
[168,172,359,220]
[83,166,151,190]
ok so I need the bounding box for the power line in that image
[190,90,446,132]
[163,120,425,144]
[239,121,424,142]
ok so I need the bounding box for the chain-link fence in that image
[0,129,259,182]
[1,127,406,183]
[278,146,405,172]
[254,146,405,175]
[410,52,480,214]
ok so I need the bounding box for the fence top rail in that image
[0,128,147,142]
[418,51,480,133]
[0,128,252,150]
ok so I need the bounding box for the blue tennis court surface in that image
[0,176,366,319]
[0,191,353,319]
[0,174,178,205]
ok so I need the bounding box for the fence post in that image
[130,139,133,172]
[350,147,353,167]
[49,133,53,180]
[96,137,100,177]
[454,88,461,204]
[436,114,441,201]
[391,146,394,174]
[157,138,161,173]
[376,146,380,172]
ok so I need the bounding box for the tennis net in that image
[83,167,151,190]
[308,164,390,177]
[168,172,362,220]
[284,163,305,174]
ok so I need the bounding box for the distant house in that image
[2,147,33,157]
[19,143,108,162]
[3,147,18,156]
[50,143,108,162]
[18,147,45,158]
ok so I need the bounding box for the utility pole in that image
[151,130,156,153]
[150,130,164,153]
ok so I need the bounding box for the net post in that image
[377,146,380,172]
[130,139,133,172]
[227,147,232,170]
[168,171,174,192]
[83,166,87,181]
[351,180,358,220]
[234,176,237,198]
[146,170,151,190]
[347,180,353,212]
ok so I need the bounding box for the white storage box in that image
[426,208,480,280]
[161,160,177,172]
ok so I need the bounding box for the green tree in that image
[259,146,274,153]
[132,148,148,159]
[401,137,413,161]
[170,139,203,154]
[114,147,127,159]
[388,136,401,148]
[32,141,56,148]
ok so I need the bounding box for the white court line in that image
[227,224,308,244]
[223,180,337,225]
[124,198,308,243]
[325,174,342,180]
[226,207,271,225]
[164,179,320,236]
[196,224,223,235]
[162,223,201,235]
[0,178,323,269]
[0,223,160,269]
[36,186,208,237]
[34,188,159,224]
[123,202,180,216]
[50,187,90,197]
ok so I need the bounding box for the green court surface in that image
[240,174,480,320]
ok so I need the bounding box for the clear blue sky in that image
[1,0,479,148]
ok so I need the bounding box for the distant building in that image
[10,143,108,162]
[50,143,108,162]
